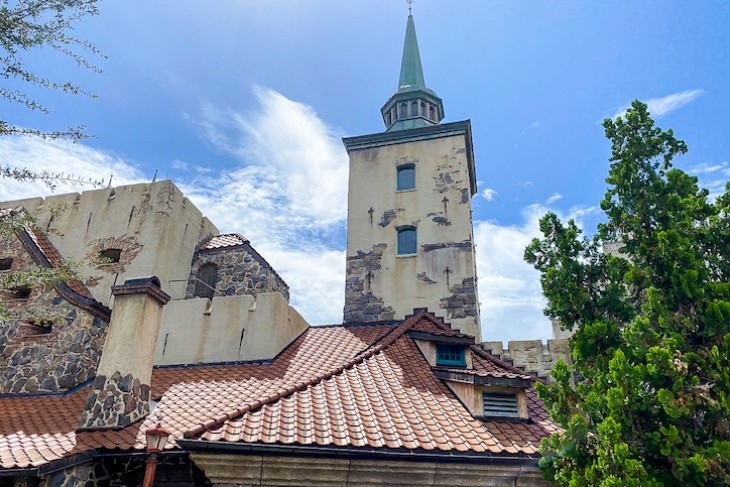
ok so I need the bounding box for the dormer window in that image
[0,258,12,271]
[436,344,466,367]
[482,391,520,419]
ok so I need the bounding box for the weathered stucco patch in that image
[344,243,395,322]
[417,272,437,285]
[379,210,397,228]
[440,277,478,320]
[422,240,472,252]
[85,234,144,274]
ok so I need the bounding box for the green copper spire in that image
[398,15,426,92]
[381,13,444,131]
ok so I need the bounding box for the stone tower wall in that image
[344,126,480,339]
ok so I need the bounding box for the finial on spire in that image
[407,0,413,16]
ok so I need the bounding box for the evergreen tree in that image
[525,101,730,486]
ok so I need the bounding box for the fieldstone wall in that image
[42,457,142,487]
[185,246,289,301]
[41,455,203,487]
[0,239,109,394]
[481,339,571,381]
[344,243,395,322]
[78,372,150,429]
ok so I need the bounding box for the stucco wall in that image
[155,292,309,365]
[2,180,218,305]
[344,132,480,340]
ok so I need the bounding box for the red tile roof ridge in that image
[470,345,545,384]
[183,312,434,439]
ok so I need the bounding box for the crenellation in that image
[481,338,571,381]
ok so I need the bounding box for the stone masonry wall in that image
[185,246,289,301]
[42,457,143,487]
[344,243,395,322]
[78,372,150,429]
[0,238,108,394]
[480,339,571,381]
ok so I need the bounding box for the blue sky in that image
[2,1,729,342]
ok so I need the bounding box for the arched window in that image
[398,103,408,118]
[396,164,415,191]
[410,101,419,117]
[397,227,417,255]
[194,263,219,299]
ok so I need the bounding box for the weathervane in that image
[407,0,413,15]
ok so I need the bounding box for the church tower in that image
[342,12,481,339]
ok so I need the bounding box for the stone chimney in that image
[79,276,170,430]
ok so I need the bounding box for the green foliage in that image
[0,0,103,140]
[526,101,730,486]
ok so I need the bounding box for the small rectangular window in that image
[482,392,520,418]
[0,258,12,271]
[98,248,122,264]
[436,344,466,367]
[397,166,415,191]
[12,286,31,300]
[397,228,417,255]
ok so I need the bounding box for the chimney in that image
[79,276,170,430]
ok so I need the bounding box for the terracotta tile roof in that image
[25,227,92,299]
[464,346,535,380]
[0,315,558,470]
[199,233,249,251]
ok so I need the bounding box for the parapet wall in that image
[155,292,308,365]
[480,338,571,381]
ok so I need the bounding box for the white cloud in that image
[517,180,533,188]
[688,161,728,175]
[0,87,349,327]
[612,89,703,120]
[481,188,498,201]
[194,86,349,230]
[688,161,730,201]
[170,159,189,171]
[180,86,350,324]
[0,137,146,202]
[545,192,562,204]
[475,204,601,343]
